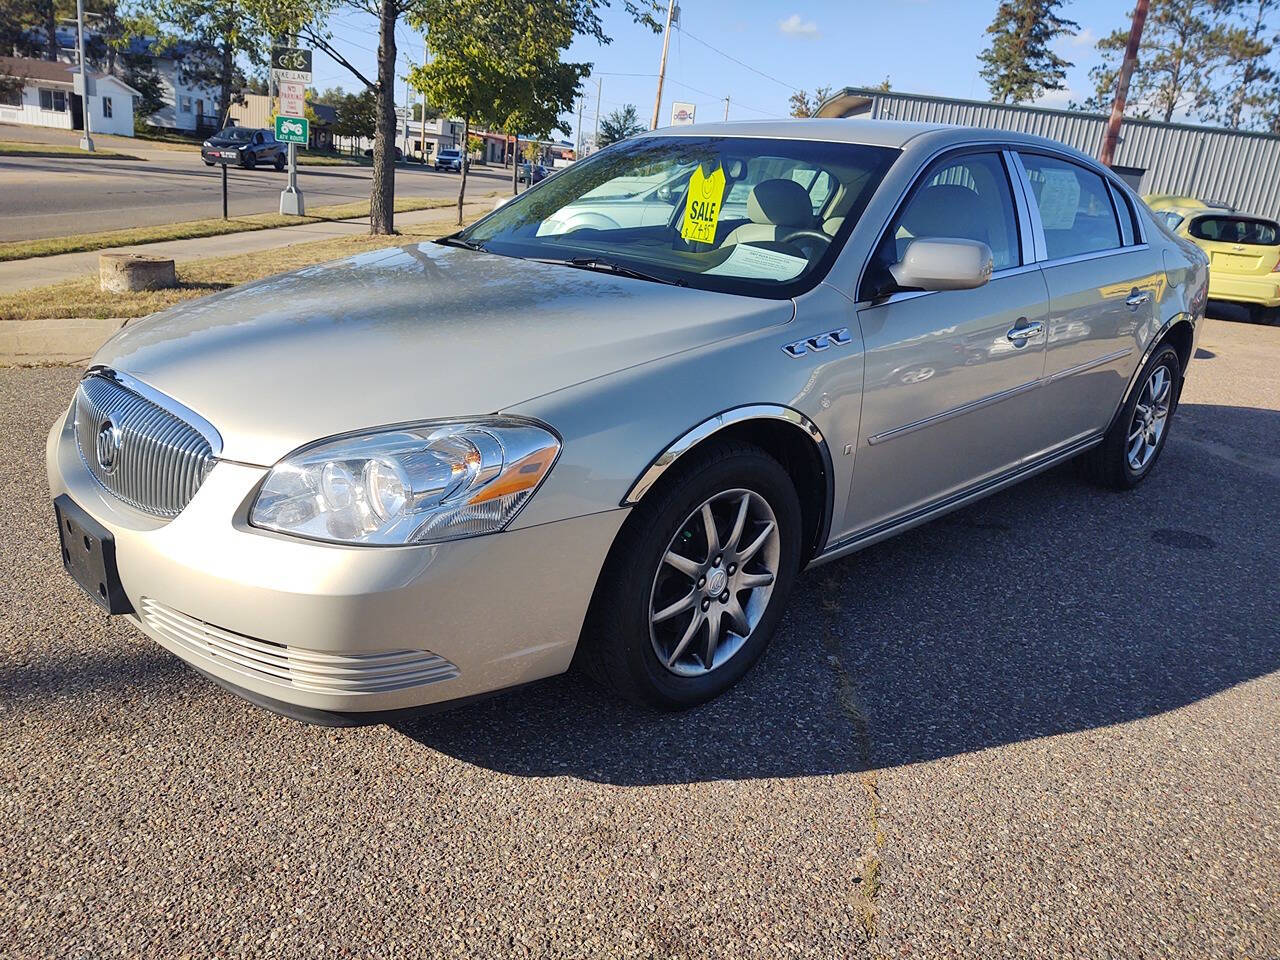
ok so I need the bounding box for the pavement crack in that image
[819,575,886,951]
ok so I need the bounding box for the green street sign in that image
[275,115,309,145]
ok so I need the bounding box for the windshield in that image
[215,128,254,142]
[439,150,459,158]
[456,135,898,298]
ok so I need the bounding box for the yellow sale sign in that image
[681,164,726,244]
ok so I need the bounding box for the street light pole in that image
[75,0,94,152]
[723,96,730,121]
[1099,0,1149,167]
[650,0,676,130]
[420,33,429,162]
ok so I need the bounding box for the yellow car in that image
[1145,195,1280,320]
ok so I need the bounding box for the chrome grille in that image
[139,598,460,695]
[73,372,217,518]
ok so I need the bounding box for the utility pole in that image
[403,72,411,156]
[1099,0,1149,167]
[75,0,93,151]
[723,96,730,121]
[593,77,602,153]
[575,96,585,155]
[651,0,676,130]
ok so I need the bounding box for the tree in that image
[596,103,644,145]
[1082,0,1229,122]
[1213,0,1279,129]
[329,87,376,139]
[978,0,1078,103]
[154,0,264,129]
[788,85,833,117]
[411,0,640,219]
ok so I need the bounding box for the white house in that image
[0,55,138,137]
[120,37,221,133]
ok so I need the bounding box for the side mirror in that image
[889,238,994,292]
[655,183,675,203]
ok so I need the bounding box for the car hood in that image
[93,243,794,465]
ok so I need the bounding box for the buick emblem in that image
[96,419,122,475]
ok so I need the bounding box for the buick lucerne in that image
[48,120,1209,723]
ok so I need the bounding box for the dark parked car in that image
[201,127,287,170]
[363,146,405,161]
[435,148,465,172]
[520,162,549,185]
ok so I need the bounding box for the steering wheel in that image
[780,229,832,247]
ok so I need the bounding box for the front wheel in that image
[578,443,802,709]
[1081,343,1182,489]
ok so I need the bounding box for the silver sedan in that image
[47,119,1208,723]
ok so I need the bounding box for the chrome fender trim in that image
[1106,313,1194,434]
[622,404,829,506]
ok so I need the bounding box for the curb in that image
[0,317,127,366]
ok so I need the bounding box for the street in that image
[2,315,1276,958]
[0,138,511,242]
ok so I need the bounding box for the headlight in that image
[250,419,560,545]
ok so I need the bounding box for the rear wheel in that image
[578,443,802,709]
[241,153,256,169]
[274,153,286,171]
[1080,343,1182,489]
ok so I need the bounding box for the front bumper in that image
[47,409,626,718]
[1207,272,1280,307]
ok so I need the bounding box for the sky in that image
[306,0,1126,142]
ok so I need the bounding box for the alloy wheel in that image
[648,489,781,678]
[1127,363,1172,472]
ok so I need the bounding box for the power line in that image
[676,28,802,94]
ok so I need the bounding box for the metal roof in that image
[816,86,1280,219]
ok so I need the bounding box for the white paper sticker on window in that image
[1037,169,1081,230]
[704,243,809,282]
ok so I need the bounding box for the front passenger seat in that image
[723,179,816,246]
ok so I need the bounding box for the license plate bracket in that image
[54,494,132,615]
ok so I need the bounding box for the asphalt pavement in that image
[0,142,511,242]
[1,315,1276,958]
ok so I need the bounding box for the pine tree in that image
[978,0,1079,104]
[1081,0,1230,123]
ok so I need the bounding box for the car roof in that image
[640,117,1104,165]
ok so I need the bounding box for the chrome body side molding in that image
[867,346,1133,447]
[866,379,1041,446]
[809,432,1103,569]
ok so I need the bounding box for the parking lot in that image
[1,314,1276,958]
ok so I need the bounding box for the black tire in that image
[241,153,256,169]
[1080,343,1182,490]
[576,441,803,709]
[203,159,215,167]
[274,153,286,171]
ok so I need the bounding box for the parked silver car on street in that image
[48,119,1208,723]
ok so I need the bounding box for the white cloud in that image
[1037,87,1075,108]
[778,14,820,38]
[1070,26,1097,48]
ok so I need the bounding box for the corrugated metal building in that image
[816,87,1280,219]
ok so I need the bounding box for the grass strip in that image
[0,140,145,161]
[0,194,482,263]
[0,204,492,323]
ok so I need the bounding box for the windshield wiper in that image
[436,234,487,252]
[531,256,687,287]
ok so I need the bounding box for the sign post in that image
[271,46,312,216]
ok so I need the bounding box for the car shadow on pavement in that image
[395,402,1280,786]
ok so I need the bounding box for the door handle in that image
[1126,290,1152,308]
[1006,319,1044,345]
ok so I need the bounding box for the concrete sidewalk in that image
[0,198,497,295]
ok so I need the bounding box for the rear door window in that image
[1189,215,1279,245]
[1020,154,1121,259]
